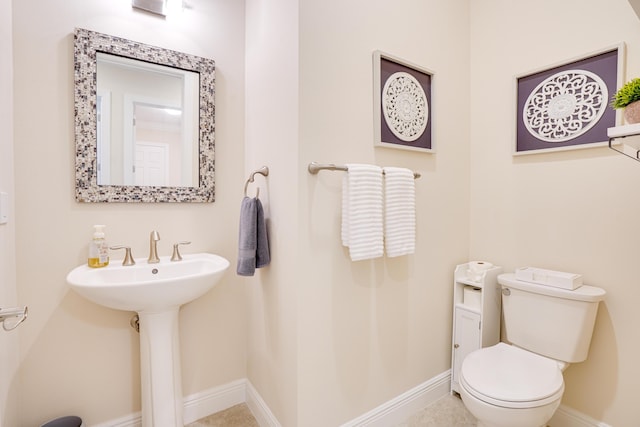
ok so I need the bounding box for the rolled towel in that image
[342,164,384,261]
[383,166,415,257]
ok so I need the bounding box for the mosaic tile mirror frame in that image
[74,28,216,202]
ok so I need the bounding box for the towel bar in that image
[307,162,421,179]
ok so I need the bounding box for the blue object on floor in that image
[41,416,83,427]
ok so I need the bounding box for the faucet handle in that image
[171,241,191,262]
[110,246,136,266]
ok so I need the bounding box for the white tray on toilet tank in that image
[514,267,582,290]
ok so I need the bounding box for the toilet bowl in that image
[455,272,605,427]
[459,343,564,427]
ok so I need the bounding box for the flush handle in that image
[502,288,511,296]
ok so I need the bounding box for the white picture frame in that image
[373,50,434,153]
[513,43,625,156]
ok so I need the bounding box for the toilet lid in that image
[460,343,564,408]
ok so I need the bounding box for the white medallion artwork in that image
[523,69,608,143]
[382,71,428,142]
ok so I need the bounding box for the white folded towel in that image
[341,164,384,261]
[383,166,415,257]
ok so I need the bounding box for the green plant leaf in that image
[612,78,640,109]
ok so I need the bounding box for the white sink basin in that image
[67,252,230,427]
[66,253,229,312]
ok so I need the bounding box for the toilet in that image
[458,272,606,427]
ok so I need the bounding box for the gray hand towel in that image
[237,197,258,276]
[255,198,270,268]
[237,196,270,276]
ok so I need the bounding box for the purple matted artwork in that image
[373,51,433,152]
[515,45,623,155]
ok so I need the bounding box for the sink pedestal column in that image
[139,307,183,427]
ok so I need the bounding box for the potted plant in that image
[612,78,640,124]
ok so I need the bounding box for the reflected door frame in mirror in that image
[74,28,216,202]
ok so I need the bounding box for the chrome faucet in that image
[148,231,160,263]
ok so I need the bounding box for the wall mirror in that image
[74,28,216,202]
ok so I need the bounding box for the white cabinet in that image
[451,308,480,390]
[450,262,502,394]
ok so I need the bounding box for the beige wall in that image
[10,0,640,425]
[245,0,300,425]
[296,1,470,425]
[12,0,246,425]
[469,0,640,425]
[245,0,471,425]
[1,1,19,426]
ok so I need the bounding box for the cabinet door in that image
[452,308,481,389]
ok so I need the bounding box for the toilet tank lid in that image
[498,273,606,302]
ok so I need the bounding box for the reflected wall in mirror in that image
[96,53,199,187]
[74,28,215,202]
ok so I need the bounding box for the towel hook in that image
[0,306,28,332]
[244,166,269,198]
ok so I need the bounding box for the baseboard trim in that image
[92,411,140,427]
[93,379,247,427]
[550,404,612,427]
[246,381,283,427]
[93,372,450,427]
[93,370,612,427]
[183,378,247,424]
[340,370,451,427]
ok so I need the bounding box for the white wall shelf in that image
[450,262,503,394]
[608,124,640,162]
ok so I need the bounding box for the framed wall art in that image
[373,51,434,152]
[514,43,625,155]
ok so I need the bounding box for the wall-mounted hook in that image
[243,166,269,198]
[0,306,28,331]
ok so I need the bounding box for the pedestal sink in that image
[66,253,230,427]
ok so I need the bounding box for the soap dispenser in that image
[88,224,109,268]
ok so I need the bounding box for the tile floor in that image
[398,394,477,426]
[186,403,259,427]
[187,393,476,426]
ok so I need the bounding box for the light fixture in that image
[132,0,167,16]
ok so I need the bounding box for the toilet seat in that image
[460,343,564,409]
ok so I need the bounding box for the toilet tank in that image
[498,273,606,363]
